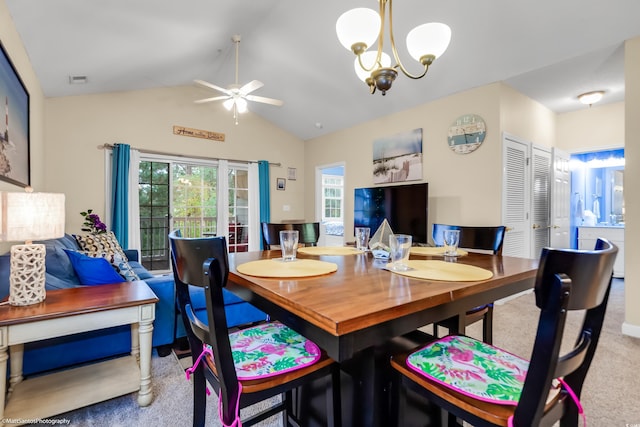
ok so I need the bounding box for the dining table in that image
[226,248,539,426]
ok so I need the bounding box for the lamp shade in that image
[336,8,381,51]
[406,22,452,61]
[0,192,66,242]
[354,51,392,82]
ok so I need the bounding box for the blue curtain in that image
[111,143,130,248]
[258,160,270,250]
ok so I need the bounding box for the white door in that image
[531,145,551,259]
[550,148,571,248]
[502,134,531,258]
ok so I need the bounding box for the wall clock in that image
[447,114,486,154]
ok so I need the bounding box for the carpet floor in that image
[37,278,639,426]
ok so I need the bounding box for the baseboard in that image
[621,322,640,338]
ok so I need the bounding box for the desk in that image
[227,251,537,426]
[0,281,158,425]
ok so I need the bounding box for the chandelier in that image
[336,0,451,95]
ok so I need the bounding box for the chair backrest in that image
[168,230,239,418]
[432,224,506,255]
[513,238,617,424]
[261,222,320,249]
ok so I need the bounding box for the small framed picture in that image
[276,178,286,191]
[288,167,297,180]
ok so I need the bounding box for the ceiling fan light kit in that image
[194,34,283,124]
[336,0,451,95]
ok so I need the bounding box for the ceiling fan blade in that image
[194,95,231,104]
[246,94,284,107]
[194,79,232,95]
[240,80,264,95]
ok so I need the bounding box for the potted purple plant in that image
[80,209,107,234]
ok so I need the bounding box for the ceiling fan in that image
[194,34,284,124]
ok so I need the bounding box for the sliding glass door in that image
[138,157,249,271]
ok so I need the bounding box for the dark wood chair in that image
[168,231,341,427]
[391,238,617,426]
[431,224,507,344]
[261,222,320,249]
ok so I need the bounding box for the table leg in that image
[131,322,140,363]
[0,328,8,424]
[7,343,23,397]
[137,318,154,407]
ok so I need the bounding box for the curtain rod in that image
[98,143,281,167]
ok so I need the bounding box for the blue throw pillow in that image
[64,249,126,286]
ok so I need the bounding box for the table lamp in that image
[0,189,65,306]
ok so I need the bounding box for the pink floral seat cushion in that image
[406,335,530,405]
[207,321,321,380]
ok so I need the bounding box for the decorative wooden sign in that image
[173,125,225,142]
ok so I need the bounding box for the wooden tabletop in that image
[228,251,538,338]
[0,281,159,326]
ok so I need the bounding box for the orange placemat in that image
[410,247,468,257]
[386,260,492,281]
[297,246,363,256]
[236,259,338,278]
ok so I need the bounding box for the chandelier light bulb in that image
[336,8,381,54]
[354,51,392,82]
[406,22,452,63]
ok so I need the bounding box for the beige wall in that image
[0,0,46,252]
[304,82,557,242]
[500,84,556,149]
[44,86,305,232]
[624,37,640,335]
[556,102,625,152]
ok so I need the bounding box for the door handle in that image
[532,224,541,229]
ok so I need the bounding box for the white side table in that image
[0,281,158,425]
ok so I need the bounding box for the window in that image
[322,174,344,221]
[138,157,249,271]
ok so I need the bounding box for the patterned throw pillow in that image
[74,232,140,282]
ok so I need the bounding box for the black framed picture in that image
[276,177,286,191]
[0,40,30,187]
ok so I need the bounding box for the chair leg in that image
[482,305,494,345]
[326,366,342,427]
[192,366,207,427]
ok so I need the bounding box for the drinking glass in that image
[389,234,412,271]
[355,227,370,251]
[443,229,460,256]
[279,230,299,261]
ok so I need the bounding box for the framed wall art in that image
[276,177,286,191]
[372,128,423,184]
[0,41,30,187]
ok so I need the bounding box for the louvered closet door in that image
[531,146,551,259]
[502,135,530,258]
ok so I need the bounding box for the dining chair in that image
[431,224,507,344]
[390,238,617,427]
[168,231,341,427]
[261,222,321,249]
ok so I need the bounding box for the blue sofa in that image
[0,234,176,375]
[0,234,268,376]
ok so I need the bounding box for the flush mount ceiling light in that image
[578,91,605,106]
[336,0,451,95]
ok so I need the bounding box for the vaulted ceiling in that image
[6,0,639,140]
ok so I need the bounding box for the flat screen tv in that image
[354,183,429,244]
